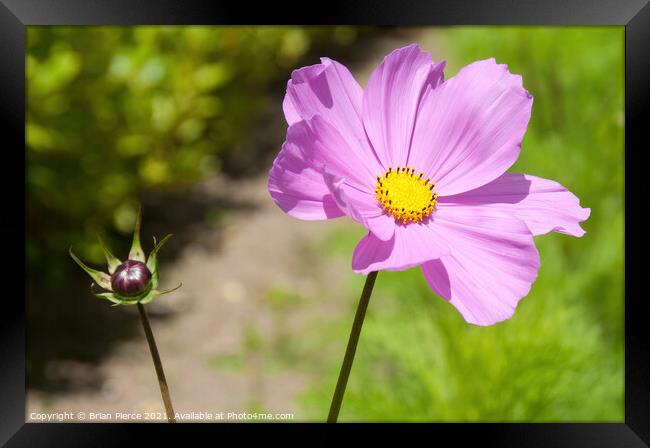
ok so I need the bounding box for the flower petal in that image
[282,58,382,175]
[291,116,380,190]
[323,171,395,241]
[409,58,533,196]
[421,205,540,326]
[352,221,450,274]
[362,44,445,168]
[268,137,344,221]
[438,173,590,237]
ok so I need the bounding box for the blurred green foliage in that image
[26,26,369,386]
[299,27,624,421]
[27,25,365,273]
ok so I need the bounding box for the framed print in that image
[1,0,648,445]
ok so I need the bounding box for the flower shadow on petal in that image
[302,68,335,109]
[420,259,452,299]
[282,192,344,219]
[352,232,397,272]
[268,139,345,220]
[438,173,532,206]
[437,173,589,237]
[351,221,451,274]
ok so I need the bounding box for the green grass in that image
[298,27,624,421]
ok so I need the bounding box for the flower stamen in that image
[374,166,438,224]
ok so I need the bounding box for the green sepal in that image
[113,298,142,306]
[97,234,121,274]
[146,234,172,289]
[139,283,182,304]
[129,206,146,262]
[92,290,122,305]
[92,282,152,306]
[69,247,112,290]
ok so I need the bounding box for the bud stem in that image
[137,302,176,423]
[327,270,378,423]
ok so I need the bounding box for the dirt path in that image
[27,29,443,422]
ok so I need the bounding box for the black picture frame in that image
[2,0,648,445]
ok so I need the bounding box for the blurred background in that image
[26,26,624,422]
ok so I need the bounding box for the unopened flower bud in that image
[70,206,181,306]
[111,260,152,297]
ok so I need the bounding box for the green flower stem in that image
[327,271,378,423]
[137,302,176,423]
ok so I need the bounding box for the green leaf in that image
[69,247,112,290]
[97,234,121,274]
[146,233,172,289]
[129,205,146,262]
[139,283,182,304]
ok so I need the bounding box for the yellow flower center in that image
[374,166,438,224]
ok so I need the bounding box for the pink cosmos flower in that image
[268,44,590,326]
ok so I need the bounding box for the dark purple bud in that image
[111,260,152,297]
